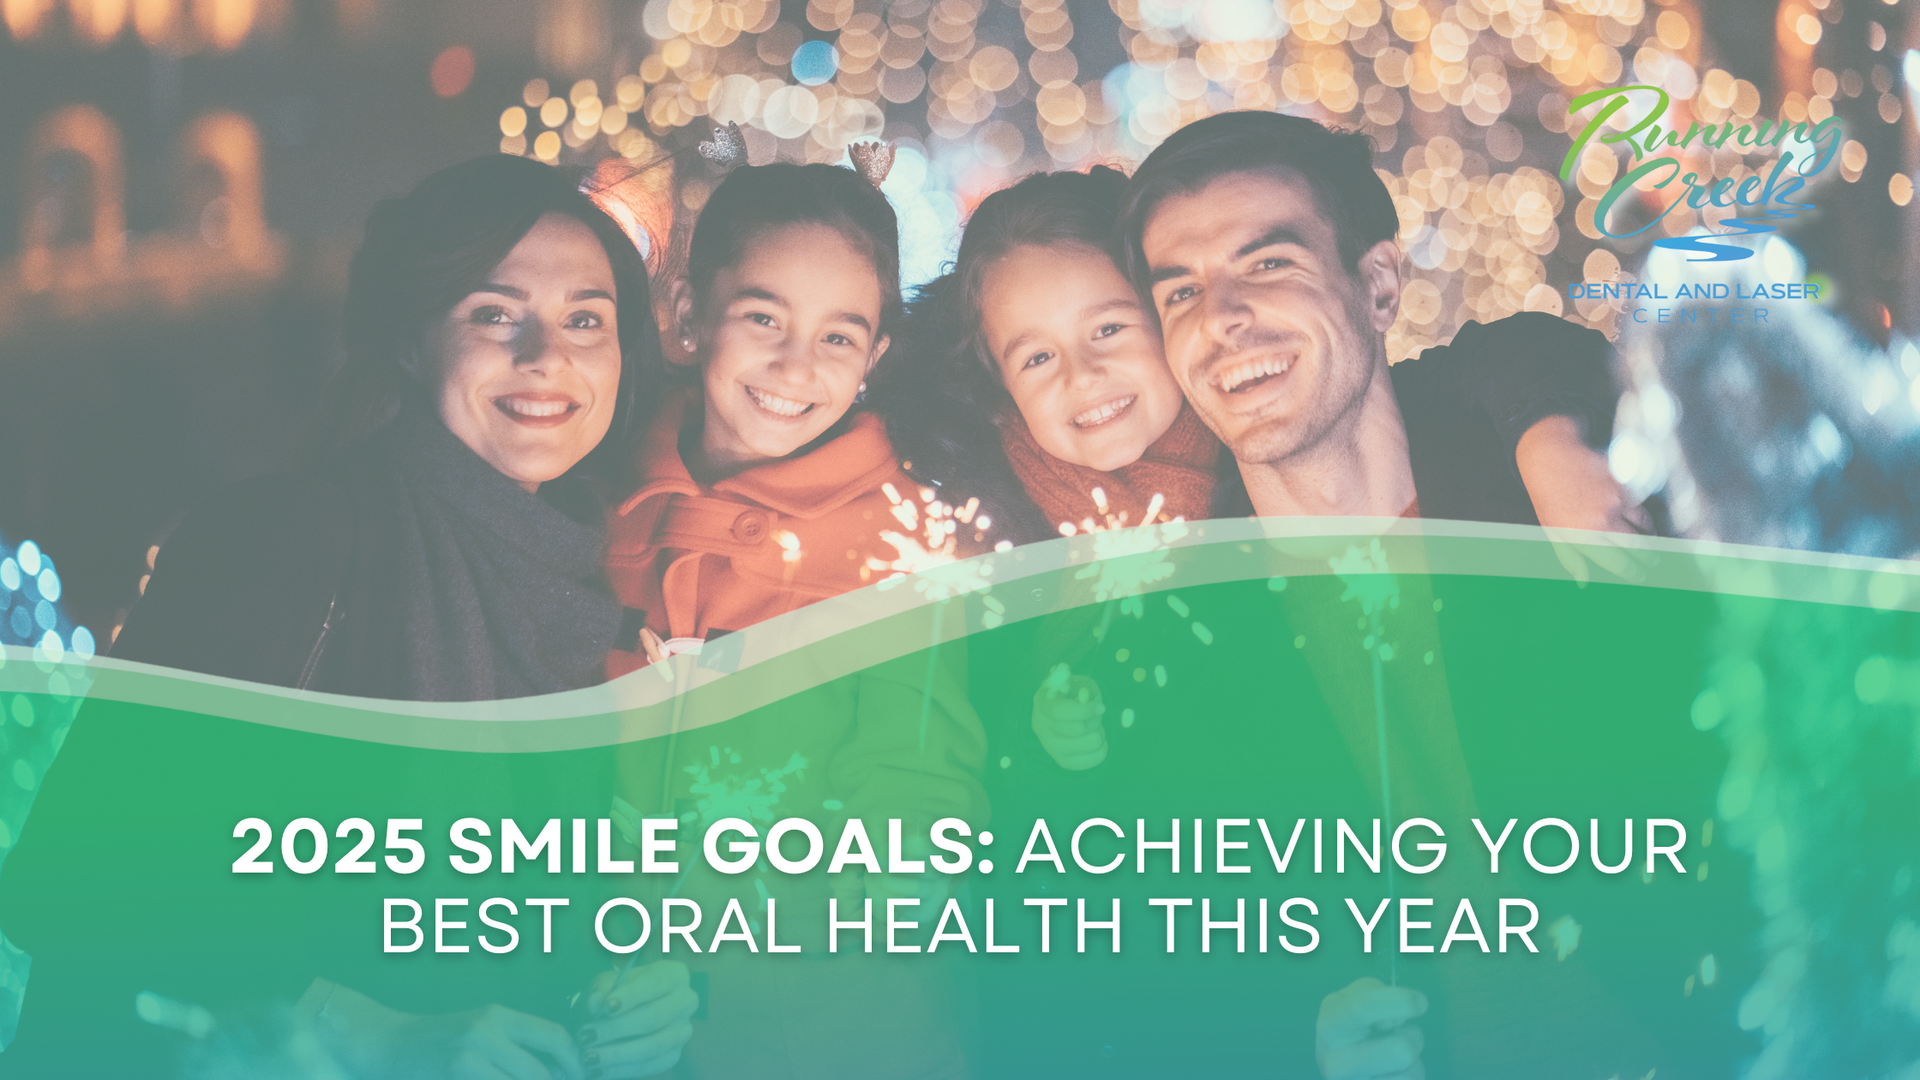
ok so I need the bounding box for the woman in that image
[603,160,985,1080]
[106,154,694,1078]
[117,155,655,701]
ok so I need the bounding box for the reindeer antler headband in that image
[848,141,895,188]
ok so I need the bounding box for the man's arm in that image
[1516,415,1652,534]
[1450,312,1651,534]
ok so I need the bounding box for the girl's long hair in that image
[869,273,1055,545]
[684,161,903,336]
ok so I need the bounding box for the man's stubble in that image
[1217,282,1385,472]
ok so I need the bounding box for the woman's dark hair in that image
[323,154,663,486]
[685,162,903,334]
[952,165,1130,380]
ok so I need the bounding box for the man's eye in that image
[565,311,604,330]
[1022,350,1053,370]
[1164,286,1196,305]
[1256,256,1290,271]
[470,305,513,326]
[1094,322,1126,339]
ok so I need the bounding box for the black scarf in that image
[367,410,621,701]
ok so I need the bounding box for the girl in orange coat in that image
[600,161,985,1080]
[605,161,994,667]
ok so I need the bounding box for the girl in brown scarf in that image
[874,167,1230,544]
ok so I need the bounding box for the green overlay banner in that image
[1,522,1917,1079]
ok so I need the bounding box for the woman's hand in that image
[1032,665,1108,771]
[576,960,699,1078]
[1316,977,1428,1080]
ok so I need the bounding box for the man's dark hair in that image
[1118,111,1398,291]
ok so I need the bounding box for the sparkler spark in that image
[1072,517,1190,614]
[1057,490,1176,537]
[683,749,809,825]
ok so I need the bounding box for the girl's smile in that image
[980,243,1184,474]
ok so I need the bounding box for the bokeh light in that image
[0,536,90,657]
[429,45,474,98]
[792,38,839,85]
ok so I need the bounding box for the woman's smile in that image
[492,391,583,427]
[432,213,622,490]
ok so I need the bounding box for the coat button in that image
[731,512,768,544]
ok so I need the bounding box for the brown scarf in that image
[998,402,1222,531]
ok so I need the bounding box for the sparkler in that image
[1331,540,1404,985]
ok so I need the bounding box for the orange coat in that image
[607,385,993,673]
[604,385,988,1080]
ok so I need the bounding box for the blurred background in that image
[2,0,1918,648]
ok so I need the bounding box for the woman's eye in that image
[469,305,513,326]
[565,311,604,330]
[1021,350,1053,370]
[746,312,776,327]
[825,332,855,348]
[1094,322,1126,339]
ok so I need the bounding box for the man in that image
[1117,111,1663,1080]
[1119,110,1649,534]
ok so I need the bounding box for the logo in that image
[1561,85,1842,262]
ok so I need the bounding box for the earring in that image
[681,335,696,352]
[855,381,868,405]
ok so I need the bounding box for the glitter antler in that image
[696,121,749,168]
[848,141,895,188]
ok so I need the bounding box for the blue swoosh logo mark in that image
[1650,202,1809,262]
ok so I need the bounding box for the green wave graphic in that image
[3,518,1914,751]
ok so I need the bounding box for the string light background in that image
[2,0,1917,633]
[483,0,1917,359]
